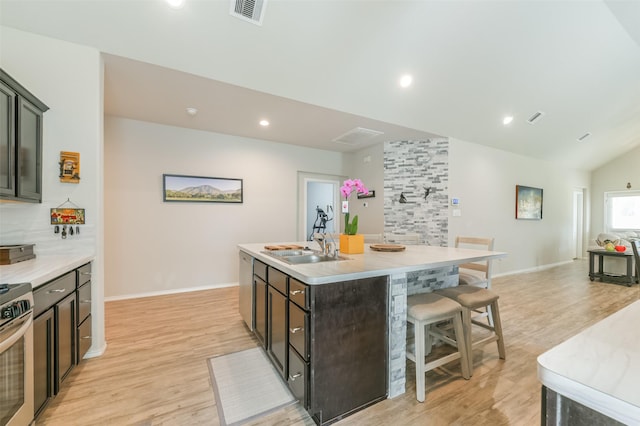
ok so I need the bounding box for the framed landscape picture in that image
[163,174,243,203]
[515,185,543,220]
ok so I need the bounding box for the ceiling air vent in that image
[577,132,592,142]
[230,0,267,26]
[333,127,385,146]
[527,111,545,125]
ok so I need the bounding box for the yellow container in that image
[339,234,364,254]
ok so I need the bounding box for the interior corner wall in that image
[0,26,105,355]
[104,117,347,299]
[590,144,640,236]
[383,139,450,246]
[448,137,590,275]
[347,143,385,235]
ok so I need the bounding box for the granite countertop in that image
[239,242,506,285]
[0,253,94,289]
[537,300,640,424]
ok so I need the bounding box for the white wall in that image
[590,144,640,235]
[347,143,385,235]
[0,26,105,355]
[104,117,347,298]
[448,138,590,275]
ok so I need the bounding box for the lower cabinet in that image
[252,261,388,426]
[33,310,54,418]
[33,262,92,419]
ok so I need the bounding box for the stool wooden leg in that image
[491,301,506,360]
[452,312,471,380]
[461,308,474,375]
[415,319,426,402]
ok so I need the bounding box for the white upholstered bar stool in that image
[435,286,506,374]
[406,292,471,402]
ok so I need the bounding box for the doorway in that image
[297,172,344,241]
[572,189,585,259]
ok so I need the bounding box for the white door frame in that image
[572,188,585,259]
[297,171,345,241]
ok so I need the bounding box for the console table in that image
[588,249,638,286]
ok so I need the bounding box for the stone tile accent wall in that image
[384,139,449,246]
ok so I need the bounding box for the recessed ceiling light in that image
[186,107,198,116]
[503,116,514,125]
[259,119,270,127]
[399,74,413,88]
[166,0,185,9]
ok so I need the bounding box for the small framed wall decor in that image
[59,151,80,183]
[515,185,543,220]
[163,174,243,203]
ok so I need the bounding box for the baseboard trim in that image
[83,342,107,359]
[105,282,238,302]
[494,260,577,278]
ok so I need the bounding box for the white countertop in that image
[239,242,506,284]
[537,300,640,424]
[0,253,94,289]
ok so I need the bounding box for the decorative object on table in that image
[515,185,543,220]
[370,244,406,252]
[162,174,243,203]
[595,236,620,252]
[51,198,85,239]
[615,245,627,252]
[59,151,80,183]
[339,178,369,254]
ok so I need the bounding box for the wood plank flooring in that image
[37,260,640,426]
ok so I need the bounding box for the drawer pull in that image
[81,300,92,304]
[290,289,304,296]
[290,327,303,333]
[81,336,91,340]
[47,288,66,293]
[80,272,92,276]
[289,372,302,381]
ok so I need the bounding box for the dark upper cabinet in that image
[0,68,48,203]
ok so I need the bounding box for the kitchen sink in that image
[262,250,348,264]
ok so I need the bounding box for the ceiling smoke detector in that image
[230,0,267,26]
[527,111,545,125]
[333,127,385,146]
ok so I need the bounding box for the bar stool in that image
[406,292,471,402]
[435,286,505,374]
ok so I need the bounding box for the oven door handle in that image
[0,314,33,353]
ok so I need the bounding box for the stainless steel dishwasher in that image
[238,251,254,330]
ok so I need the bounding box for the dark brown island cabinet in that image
[0,68,49,203]
[252,257,388,425]
[33,262,92,419]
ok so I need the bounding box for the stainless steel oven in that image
[0,283,34,426]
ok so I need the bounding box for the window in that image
[605,191,640,232]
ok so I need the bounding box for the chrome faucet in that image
[313,233,326,253]
[314,232,337,257]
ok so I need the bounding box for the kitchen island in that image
[239,242,506,425]
[538,300,640,425]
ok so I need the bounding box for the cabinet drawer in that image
[34,272,75,317]
[254,260,267,281]
[289,302,308,361]
[268,267,287,295]
[289,279,309,310]
[288,346,308,408]
[76,263,92,287]
[77,315,92,361]
[77,282,91,324]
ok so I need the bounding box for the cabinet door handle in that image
[80,272,92,276]
[289,327,303,333]
[81,299,92,304]
[81,336,91,340]
[48,288,66,293]
[289,372,302,381]
[290,289,304,296]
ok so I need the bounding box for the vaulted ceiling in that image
[1,0,639,171]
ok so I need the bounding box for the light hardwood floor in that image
[37,260,639,426]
